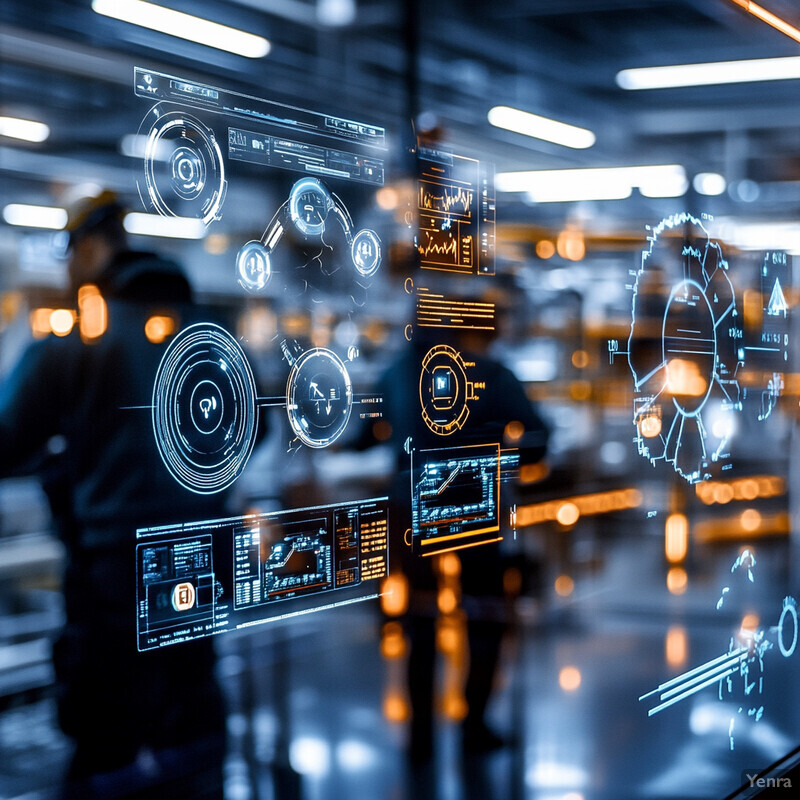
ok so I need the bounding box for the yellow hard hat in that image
[65,189,123,237]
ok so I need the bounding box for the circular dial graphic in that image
[626,213,741,483]
[288,177,332,237]
[236,240,272,292]
[152,323,258,494]
[419,344,472,436]
[140,107,226,224]
[285,348,353,448]
[351,229,382,277]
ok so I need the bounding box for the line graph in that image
[419,181,473,217]
[418,230,458,262]
[417,217,474,272]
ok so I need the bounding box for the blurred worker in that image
[0,191,227,799]
[365,322,549,763]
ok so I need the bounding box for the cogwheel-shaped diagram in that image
[615,213,744,483]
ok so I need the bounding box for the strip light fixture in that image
[92,0,271,59]
[488,106,596,149]
[617,56,800,90]
[3,204,67,229]
[124,212,206,239]
[0,116,50,143]
[727,0,800,45]
[496,165,687,203]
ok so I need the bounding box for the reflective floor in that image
[1,532,798,800]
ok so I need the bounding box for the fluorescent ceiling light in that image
[92,0,270,59]
[317,0,357,27]
[497,165,687,203]
[119,133,171,161]
[617,56,800,90]
[488,106,595,149]
[3,203,67,229]
[693,172,727,196]
[528,182,631,204]
[0,116,50,143]
[727,0,800,45]
[711,219,800,254]
[124,212,206,239]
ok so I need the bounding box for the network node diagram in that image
[236,176,382,293]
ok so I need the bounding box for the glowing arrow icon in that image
[767,278,788,317]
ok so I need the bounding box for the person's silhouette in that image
[0,191,228,799]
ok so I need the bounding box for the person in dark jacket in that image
[0,192,227,799]
[363,326,549,764]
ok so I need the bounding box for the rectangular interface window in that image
[417,145,495,276]
[137,497,389,650]
[411,443,501,556]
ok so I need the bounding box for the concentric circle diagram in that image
[285,347,353,448]
[620,213,743,483]
[419,344,479,436]
[152,323,258,494]
[138,104,227,225]
[236,176,381,292]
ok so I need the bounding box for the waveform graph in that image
[419,180,474,218]
[418,214,474,273]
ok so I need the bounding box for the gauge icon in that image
[139,106,226,225]
[152,323,258,493]
[419,344,477,436]
[288,177,333,237]
[286,347,353,448]
[351,229,382,277]
[236,240,272,292]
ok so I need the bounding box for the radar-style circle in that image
[236,240,272,292]
[286,348,353,448]
[141,109,226,224]
[419,344,470,436]
[152,323,257,494]
[779,598,798,658]
[351,229,382,277]
[288,177,332,237]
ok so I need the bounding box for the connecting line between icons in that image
[639,647,749,716]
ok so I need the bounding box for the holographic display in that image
[279,339,380,451]
[284,344,353,449]
[137,497,389,650]
[134,67,386,305]
[414,285,496,332]
[610,213,791,483]
[136,106,227,224]
[640,549,798,750]
[151,323,258,494]
[417,145,495,276]
[411,443,502,556]
[134,68,386,149]
[419,344,483,436]
[748,251,790,422]
[236,176,381,293]
[135,68,387,487]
